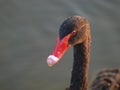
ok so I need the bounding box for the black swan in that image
[46,16,120,90]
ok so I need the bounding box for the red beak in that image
[47,34,71,66]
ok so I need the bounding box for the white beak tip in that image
[47,55,59,67]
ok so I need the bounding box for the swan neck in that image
[70,39,90,90]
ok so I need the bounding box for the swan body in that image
[89,68,120,90]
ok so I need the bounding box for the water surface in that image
[0,0,120,90]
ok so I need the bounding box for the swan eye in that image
[71,30,77,36]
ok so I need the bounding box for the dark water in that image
[0,0,120,90]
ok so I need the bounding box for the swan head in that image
[47,16,90,66]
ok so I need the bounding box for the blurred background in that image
[0,0,120,90]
